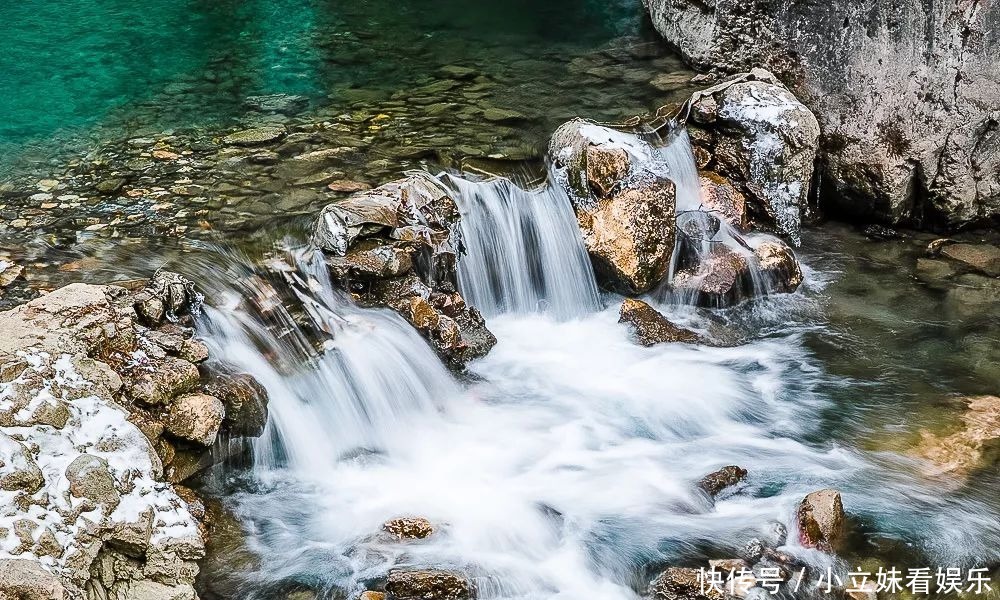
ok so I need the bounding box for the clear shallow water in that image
[0,0,662,176]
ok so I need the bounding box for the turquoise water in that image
[0,0,645,174]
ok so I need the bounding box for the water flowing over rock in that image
[443,174,600,319]
[549,119,677,294]
[646,124,807,307]
[670,244,752,307]
[682,70,820,245]
[643,0,1000,228]
[699,173,748,231]
[619,298,700,346]
[797,489,846,552]
[312,173,496,368]
[753,239,804,294]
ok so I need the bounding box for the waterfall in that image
[441,173,601,320]
[196,249,457,474]
[656,127,701,211]
[185,239,997,599]
[653,125,772,307]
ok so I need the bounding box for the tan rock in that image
[845,581,878,600]
[201,372,269,438]
[0,559,66,600]
[586,145,630,197]
[407,296,441,330]
[582,180,677,294]
[698,465,748,497]
[912,395,1000,478]
[66,454,120,511]
[383,517,434,540]
[385,570,471,600]
[939,243,1000,277]
[797,489,846,552]
[672,246,750,307]
[699,173,748,230]
[164,393,225,447]
[0,432,44,493]
[128,356,200,406]
[753,239,803,293]
[649,566,724,600]
[327,180,372,193]
[549,120,678,294]
[0,261,24,288]
[619,298,700,346]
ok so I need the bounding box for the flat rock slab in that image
[940,243,1000,277]
[222,126,287,146]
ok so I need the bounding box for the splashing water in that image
[197,250,457,473]
[189,232,999,600]
[441,173,601,320]
[655,127,701,212]
[651,126,780,307]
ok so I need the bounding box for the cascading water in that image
[186,228,1000,600]
[653,126,774,307]
[196,249,458,473]
[441,173,601,320]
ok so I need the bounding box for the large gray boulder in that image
[643,0,1000,228]
[685,71,820,245]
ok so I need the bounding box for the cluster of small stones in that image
[648,468,859,600]
[0,38,700,250]
[0,271,268,599]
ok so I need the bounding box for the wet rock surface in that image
[698,465,748,497]
[649,566,724,600]
[382,517,434,540]
[671,245,751,307]
[752,239,803,294]
[384,570,472,600]
[684,70,819,245]
[797,489,846,552]
[619,298,700,346]
[313,175,497,369]
[644,0,1000,228]
[549,120,677,294]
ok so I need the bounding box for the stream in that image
[2,1,998,598]
[179,169,1000,599]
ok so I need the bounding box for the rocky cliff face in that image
[643,0,1000,229]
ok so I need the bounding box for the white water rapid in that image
[191,158,999,600]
